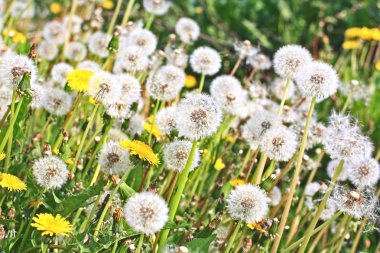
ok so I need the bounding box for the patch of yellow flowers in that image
[342,27,380,50]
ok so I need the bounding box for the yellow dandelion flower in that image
[102,0,114,9]
[65,158,74,165]
[50,2,62,14]
[230,178,245,187]
[120,140,160,166]
[143,122,163,138]
[376,60,380,71]
[214,158,225,170]
[31,213,73,237]
[223,134,235,143]
[344,27,362,38]
[0,152,5,161]
[53,148,59,155]
[369,28,380,40]
[89,96,98,105]
[185,75,197,88]
[247,222,267,234]
[194,6,203,14]
[66,69,94,93]
[12,32,26,44]
[0,173,27,191]
[342,40,360,50]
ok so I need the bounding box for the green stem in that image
[3,91,17,171]
[71,103,100,174]
[282,211,343,253]
[93,169,131,238]
[224,220,242,253]
[61,0,78,61]
[145,13,155,30]
[157,140,197,253]
[341,95,351,114]
[262,159,276,181]
[107,0,123,35]
[277,77,291,116]
[251,151,267,185]
[198,74,206,93]
[0,96,24,155]
[270,97,316,253]
[148,100,161,145]
[121,0,136,26]
[79,194,102,233]
[298,159,344,253]
[349,218,367,253]
[334,215,351,253]
[136,234,145,253]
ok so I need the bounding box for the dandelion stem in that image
[198,74,206,93]
[297,159,344,253]
[61,0,78,61]
[282,211,343,253]
[136,233,145,253]
[251,151,267,184]
[148,99,161,145]
[334,215,351,253]
[157,140,197,253]
[121,0,136,26]
[230,57,242,76]
[349,217,367,253]
[224,220,242,253]
[107,0,123,35]
[277,77,290,115]
[262,159,276,181]
[71,103,100,174]
[270,97,316,253]
[145,13,155,30]
[3,91,17,172]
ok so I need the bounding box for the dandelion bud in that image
[43,143,52,156]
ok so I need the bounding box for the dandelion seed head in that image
[43,88,73,116]
[0,54,37,89]
[105,101,131,119]
[88,31,111,58]
[142,0,171,15]
[51,63,74,87]
[65,41,87,61]
[273,44,312,78]
[126,29,157,55]
[176,93,222,140]
[30,83,46,109]
[124,192,169,235]
[269,186,282,206]
[233,40,259,59]
[270,78,295,100]
[128,114,145,136]
[147,65,185,101]
[88,71,122,106]
[175,17,200,44]
[114,46,149,73]
[226,184,269,223]
[63,15,83,35]
[349,158,379,188]
[260,125,298,162]
[98,141,131,175]
[32,155,68,189]
[247,53,272,70]
[42,21,65,45]
[190,46,221,76]
[155,106,177,135]
[163,140,200,173]
[77,60,101,72]
[210,75,247,115]
[326,159,350,181]
[118,73,141,104]
[165,47,189,69]
[37,40,58,60]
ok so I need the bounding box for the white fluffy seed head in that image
[63,15,83,35]
[147,65,185,101]
[269,186,282,206]
[295,61,339,102]
[155,106,177,135]
[247,53,272,70]
[259,125,298,162]
[42,21,66,45]
[88,31,111,58]
[43,88,73,116]
[330,186,378,219]
[175,17,200,44]
[37,40,59,60]
[304,182,321,197]
[51,63,74,87]
[128,114,145,136]
[273,44,312,78]
[233,40,259,59]
[29,83,46,109]
[77,60,101,72]
[349,158,379,188]
[226,184,269,223]
[242,110,281,150]
[190,46,222,76]
[32,155,68,189]
[326,159,350,181]
[163,140,200,173]
[88,71,122,106]
[124,192,169,235]
[142,0,171,15]
[98,141,131,175]
[210,75,247,115]
[165,47,189,69]
[126,29,157,55]
[105,101,131,119]
[271,78,295,100]
[114,46,149,73]
[118,73,141,104]
[176,93,222,140]
[65,41,87,61]
[0,54,37,89]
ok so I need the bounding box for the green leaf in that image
[184,235,216,252]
